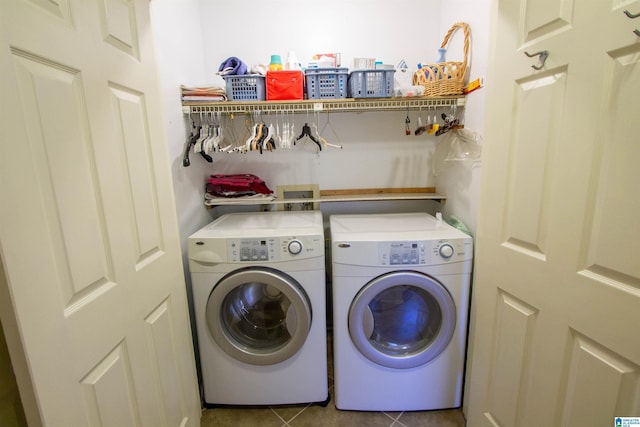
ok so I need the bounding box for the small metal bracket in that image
[524,50,549,70]
[624,9,640,36]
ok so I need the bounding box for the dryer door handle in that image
[191,250,224,264]
[286,304,297,336]
[362,306,374,339]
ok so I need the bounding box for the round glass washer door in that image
[348,270,456,369]
[206,266,312,365]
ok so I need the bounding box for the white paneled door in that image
[0,1,200,426]
[466,0,640,426]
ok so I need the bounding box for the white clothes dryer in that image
[330,213,473,411]
[188,211,328,406]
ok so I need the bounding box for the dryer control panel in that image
[378,238,472,266]
[230,238,277,262]
[380,242,427,265]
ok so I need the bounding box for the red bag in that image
[206,174,273,197]
[266,70,304,100]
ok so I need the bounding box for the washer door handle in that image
[286,304,297,336]
[362,306,374,339]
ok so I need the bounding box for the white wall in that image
[149,0,216,347]
[435,0,490,234]
[199,0,441,88]
[150,0,215,239]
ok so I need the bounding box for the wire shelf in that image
[182,96,465,114]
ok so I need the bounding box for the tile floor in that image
[201,404,465,427]
[200,332,466,427]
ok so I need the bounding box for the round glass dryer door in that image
[348,271,456,369]
[206,267,312,365]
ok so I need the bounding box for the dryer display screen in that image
[229,239,278,262]
[379,242,426,265]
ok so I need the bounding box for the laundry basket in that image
[347,69,395,98]
[413,22,470,96]
[223,75,266,101]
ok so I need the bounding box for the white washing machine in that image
[188,211,328,406]
[330,212,473,411]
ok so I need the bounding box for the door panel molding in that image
[486,290,538,427]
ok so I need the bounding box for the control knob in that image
[287,240,303,255]
[439,243,454,259]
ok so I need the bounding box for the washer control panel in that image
[227,235,323,262]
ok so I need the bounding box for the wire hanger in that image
[317,112,342,149]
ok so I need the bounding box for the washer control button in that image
[439,243,454,258]
[287,240,303,255]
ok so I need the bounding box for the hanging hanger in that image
[427,109,439,135]
[213,112,224,152]
[182,114,212,164]
[314,123,342,150]
[434,103,462,136]
[245,112,259,151]
[194,112,208,152]
[182,115,200,167]
[272,111,281,147]
[317,112,342,149]
[414,106,429,136]
[249,111,278,154]
[261,124,276,153]
[405,107,411,136]
[224,113,242,153]
[252,123,262,151]
[295,108,322,151]
[218,113,233,153]
[283,110,295,149]
[203,113,216,154]
[296,123,322,151]
[279,110,293,149]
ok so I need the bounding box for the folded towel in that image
[181,85,227,102]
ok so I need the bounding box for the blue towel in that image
[218,57,248,75]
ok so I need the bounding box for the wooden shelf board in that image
[205,187,446,207]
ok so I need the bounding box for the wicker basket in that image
[414,22,470,96]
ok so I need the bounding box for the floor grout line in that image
[270,407,290,425]
[283,404,310,425]
[385,411,406,427]
[382,411,398,421]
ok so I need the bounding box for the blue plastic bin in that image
[305,68,349,99]
[223,75,266,101]
[347,69,395,98]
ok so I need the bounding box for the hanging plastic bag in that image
[433,128,482,175]
[446,128,482,161]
